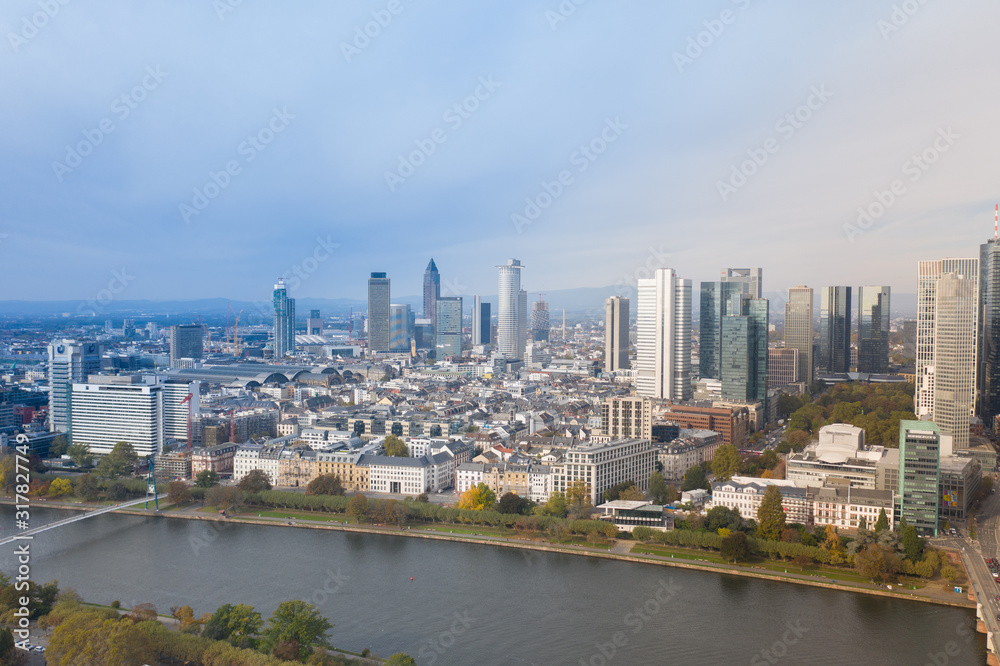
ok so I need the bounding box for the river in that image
[0,507,987,665]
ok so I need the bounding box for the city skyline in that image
[2,3,998,302]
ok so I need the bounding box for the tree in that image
[67,442,94,468]
[874,508,890,533]
[720,531,750,563]
[49,434,69,458]
[648,471,669,504]
[96,442,138,479]
[48,478,73,497]
[681,465,709,492]
[128,602,157,623]
[385,654,418,666]
[205,486,244,511]
[603,480,637,502]
[347,494,369,523]
[620,486,646,501]
[75,473,100,500]
[536,490,567,518]
[194,469,218,488]
[203,603,263,648]
[459,483,496,511]
[48,611,155,665]
[711,445,742,482]
[900,525,923,562]
[497,491,530,515]
[306,474,345,496]
[383,434,409,457]
[238,469,272,493]
[706,506,744,533]
[756,485,786,541]
[565,480,593,518]
[855,544,900,583]
[263,600,333,660]
[760,449,779,470]
[416,492,429,503]
[167,480,192,505]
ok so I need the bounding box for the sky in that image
[1,1,998,304]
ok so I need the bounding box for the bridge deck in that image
[0,496,155,546]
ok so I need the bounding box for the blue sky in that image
[1,1,997,303]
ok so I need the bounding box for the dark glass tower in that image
[699,281,744,379]
[719,297,769,402]
[857,286,890,373]
[819,286,852,373]
[979,238,1000,431]
[423,259,441,329]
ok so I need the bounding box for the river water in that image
[0,507,987,665]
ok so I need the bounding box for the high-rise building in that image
[857,286,890,374]
[635,268,692,401]
[979,237,1000,431]
[600,396,652,440]
[531,300,550,342]
[169,325,204,368]
[71,375,164,457]
[767,347,799,388]
[898,420,940,537]
[605,296,630,372]
[496,259,523,360]
[472,296,491,346]
[423,259,440,329]
[435,297,463,358]
[47,340,102,438]
[699,281,744,379]
[720,298,769,403]
[272,278,296,358]
[784,286,814,383]
[389,304,412,352]
[916,259,979,450]
[721,267,762,299]
[518,290,528,359]
[368,272,391,353]
[819,286,852,374]
[307,309,323,336]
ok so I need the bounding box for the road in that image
[944,485,1000,648]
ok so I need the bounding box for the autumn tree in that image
[721,531,750,563]
[712,445,743,482]
[67,442,94,468]
[565,480,593,518]
[167,480,192,505]
[383,434,409,457]
[306,474,345,496]
[205,486,244,511]
[202,603,263,648]
[459,483,496,511]
[237,469,272,493]
[194,470,218,488]
[347,494,369,523]
[535,490,567,518]
[874,508,890,533]
[96,442,138,479]
[648,471,669,504]
[855,544,900,583]
[756,485,786,541]
[48,609,155,665]
[48,478,73,497]
[263,600,333,660]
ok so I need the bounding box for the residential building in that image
[190,442,238,477]
[818,286,852,373]
[497,259,524,360]
[600,396,652,441]
[47,340,102,437]
[169,325,204,368]
[636,268,692,401]
[278,448,318,488]
[710,476,810,524]
[656,430,721,482]
[316,449,372,492]
[899,420,941,537]
[155,450,191,480]
[423,258,440,329]
[551,439,657,506]
[368,272,391,353]
[436,297,463,358]
[71,375,164,457]
[784,286,814,383]
[472,296,491,346]
[272,278,296,358]
[857,286,890,374]
[365,452,455,494]
[767,348,799,388]
[605,296,630,372]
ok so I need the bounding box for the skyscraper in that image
[979,237,1000,431]
[719,298,769,403]
[699,281,744,379]
[916,258,979,451]
[389,304,412,352]
[784,286,814,384]
[857,286,890,374]
[818,286,852,373]
[307,309,323,336]
[496,259,523,360]
[472,296,491,346]
[435,297,463,358]
[721,267,762,299]
[531,300,550,342]
[423,259,440,329]
[368,272,391,353]
[898,420,941,537]
[48,340,102,438]
[605,296,630,372]
[169,324,204,367]
[272,278,296,358]
[635,268,692,401]
[518,289,528,359]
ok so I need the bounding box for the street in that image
[947,488,1000,642]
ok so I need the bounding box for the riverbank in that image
[3,497,976,610]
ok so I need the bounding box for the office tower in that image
[857,286,891,374]
[169,324,204,367]
[720,298,769,403]
[916,259,979,450]
[163,379,199,443]
[635,268,692,401]
[472,296,491,346]
[367,272,391,353]
[307,309,323,336]
[784,286,814,383]
[531,300,550,342]
[605,296,630,372]
[721,267,762,299]
[496,259,523,360]
[389,304,412,352]
[518,290,528,358]
[979,236,1000,431]
[71,375,164,457]
[435,297,463,358]
[699,281,744,379]
[122,319,136,340]
[272,278,296,358]
[819,286,852,373]
[145,322,159,339]
[47,340,102,437]
[767,347,798,388]
[898,420,940,537]
[423,259,440,328]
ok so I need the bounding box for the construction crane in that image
[533,292,546,302]
[180,393,193,449]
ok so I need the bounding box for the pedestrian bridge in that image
[0,495,156,547]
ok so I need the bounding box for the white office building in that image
[497,259,524,360]
[635,268,692,400]
[552,438,657,506]
[71,375,164,457]
[47,340,102,437]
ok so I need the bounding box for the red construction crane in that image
[180,393,193,449]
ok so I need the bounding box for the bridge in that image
[0,495,157,547]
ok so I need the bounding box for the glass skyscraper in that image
[389,304,412,352]
[472,296,491,346]
[979,238,1000,432]
[784,286,814,383]
[636,268,691,401]
[48,340,102,438]
[719,297,769,403]
[423,259,440,329]
[819,286,851,374]
[272,279,295,358]
[699,281,743,379]
[435,297,463,358]
[496,259,523,360]
[857,286,890,374]
[367,272,390,353]
[899,420,940,537]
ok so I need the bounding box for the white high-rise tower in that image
[635,268,692,400]
[497,259,523,360]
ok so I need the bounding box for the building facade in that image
[857,286,890,374]
[721,267,762,299]
[551,439,657,506]
[636,268,692,401]
[605,296,630,372]
[767,347,799,388]
[47,339,102,437]
[368,272,391,353]
[819,286,852,373]
[389,304,412,352]
[272,279,296,358]
[423,258,440,328]
[435,297,463,358]
[71,375,164,457]
[784,286,814,384]
[899,420,941,536]
[472,296,491,346]
[710,476,811,524]
[169,325,204,368]
[497,259,524,360]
